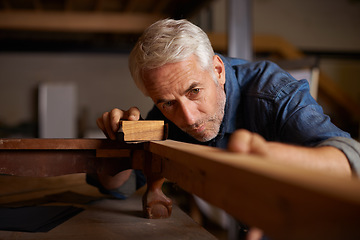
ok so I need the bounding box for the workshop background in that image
[0,0,359,140]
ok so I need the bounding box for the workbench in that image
[1,138,360,240]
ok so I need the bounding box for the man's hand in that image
[227,129,351,240]
[228,129,352,177]
[94,107,141,193]
[228,129,269,155]
[96,107,141,140]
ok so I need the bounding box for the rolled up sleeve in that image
[317,137,360,177]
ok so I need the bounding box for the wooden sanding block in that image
[116,120,168,142]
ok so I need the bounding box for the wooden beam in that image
[146,140,360,240]
[0,138,142,150]
[0,10,165,33]
[0,138,144,177]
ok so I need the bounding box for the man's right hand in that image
[96,107,141,140]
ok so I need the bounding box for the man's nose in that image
[178,101,197,126]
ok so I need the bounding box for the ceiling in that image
[0,0,212,52]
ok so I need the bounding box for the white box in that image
[38,83,77,138]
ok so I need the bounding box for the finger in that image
[109,108,124,132]
[228,129,252,153]
[127,107,141,121]
[246,227,263,240]
[102,111,116,140]
[249,132,268,155]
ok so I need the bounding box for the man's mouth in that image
[193,123,205,133]
[184,122,206,135]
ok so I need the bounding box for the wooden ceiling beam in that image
[0,10,166,33]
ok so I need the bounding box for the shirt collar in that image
[217,54,241,136]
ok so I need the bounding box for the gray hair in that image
[129,19,215,96]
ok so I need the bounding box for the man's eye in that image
[162,101,174,108]
[190,88,200,95]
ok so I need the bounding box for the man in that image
[93,18,360,237]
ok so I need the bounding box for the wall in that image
[253,0,360,52]
[253,0,360,105]
[0,53,153,137]
[206,0,360,51]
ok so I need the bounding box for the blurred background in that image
[0,0,359,140]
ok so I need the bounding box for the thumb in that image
[228,129,253,153]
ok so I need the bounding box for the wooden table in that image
[0,138,173,219]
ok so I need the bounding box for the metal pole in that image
[227,1,253,238]
[227,0,253,61]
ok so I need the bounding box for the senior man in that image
[92,18,360,239]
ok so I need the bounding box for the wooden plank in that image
[0,150,94,177]
[146,140,360,240]
[0,138,144,150]
[0,10,165,33]
[96,149,131,158]
[118,120,166,142]
[0,139,144,177]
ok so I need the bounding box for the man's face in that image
[143,55,226,142]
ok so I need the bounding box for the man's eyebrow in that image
[156,98,168,105]
[184,82,200,94]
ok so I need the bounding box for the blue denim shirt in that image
[147,54,350,147]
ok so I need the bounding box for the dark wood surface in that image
[0,138,143,177]
[0,138,144,150]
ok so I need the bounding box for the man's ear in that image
[213,55,226,85]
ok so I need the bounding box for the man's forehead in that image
[144,54,200,74]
